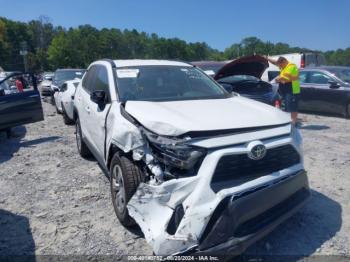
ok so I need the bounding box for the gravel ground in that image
[0,99,349,259]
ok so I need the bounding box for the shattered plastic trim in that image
[127,130,305,255]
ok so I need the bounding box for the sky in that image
[0,0,349,51]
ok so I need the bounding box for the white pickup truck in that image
[73,59,310,255]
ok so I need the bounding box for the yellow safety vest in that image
[279,63,300,94]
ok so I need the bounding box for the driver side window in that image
[308,72,331,84]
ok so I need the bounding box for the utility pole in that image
[20,41,28,72]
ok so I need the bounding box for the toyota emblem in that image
[248,144,267,160]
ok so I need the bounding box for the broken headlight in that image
[142,129,206,170]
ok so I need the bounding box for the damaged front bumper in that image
[127,133,310,256]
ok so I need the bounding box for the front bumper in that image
[196,170,310,255]
[128,130,308,255]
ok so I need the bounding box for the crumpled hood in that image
[214,55,269,80]
[125,96,290,137]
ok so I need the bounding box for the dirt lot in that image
[0,99,349,259]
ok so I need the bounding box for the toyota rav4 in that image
[73,59,310,256]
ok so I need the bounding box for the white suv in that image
[73,59,310,256]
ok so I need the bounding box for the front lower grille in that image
[211,144,300,192]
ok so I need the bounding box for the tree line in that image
[0,16,349,72]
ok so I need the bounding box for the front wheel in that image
[75,118,91,158]
[110,153,144,227]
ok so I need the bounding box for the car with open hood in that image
[73,59,310,256]
[193,55,281,107]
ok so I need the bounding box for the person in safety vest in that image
[266,56,300,125]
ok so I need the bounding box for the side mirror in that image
[329,81,340,89]
[53,86,60,92]
[90,90,106,105]
[46,76,53,81]
[0,89,5,96]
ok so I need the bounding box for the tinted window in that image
[308,72,331,84]
[60,83,67,92]
[327,68,350,84]
[0,73,36,95]
[93,66,109,93]
[53,70,85,82]
[82,66,98,93]
[299,71,308,83]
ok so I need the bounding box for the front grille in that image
[211,144,300,192]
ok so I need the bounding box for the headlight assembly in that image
[141,128,206,170]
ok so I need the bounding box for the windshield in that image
[53,70,85,82]
[116,66,228,102]
[218,75,260,83]
[328,68,350,84]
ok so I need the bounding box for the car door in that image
[76,65,98,145]
[298,71,315,111]
[83,65,112,159]
[306,71,344,114]
[0,73,44,130]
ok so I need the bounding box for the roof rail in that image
[101,59,117,68]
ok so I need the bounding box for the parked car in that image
[55,79,80,124]
[73,59,310,256]
[40,72,54,96]
[0,72,44,136]
[261,52,326,81]
[37,71,53,83]
[297,66,350,118]
[193,55,281,107]
[52,69,86,110]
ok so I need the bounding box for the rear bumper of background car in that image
[195,170,310,255]
[41,89,53,96]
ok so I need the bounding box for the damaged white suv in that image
[73,59,310,256]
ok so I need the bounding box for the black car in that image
[192,55,281,107]
[298,66,350,118]
[0,72,44,136]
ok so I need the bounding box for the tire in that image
[75,118,91,158]
[110,153,144,227]
[62,103,74,125]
